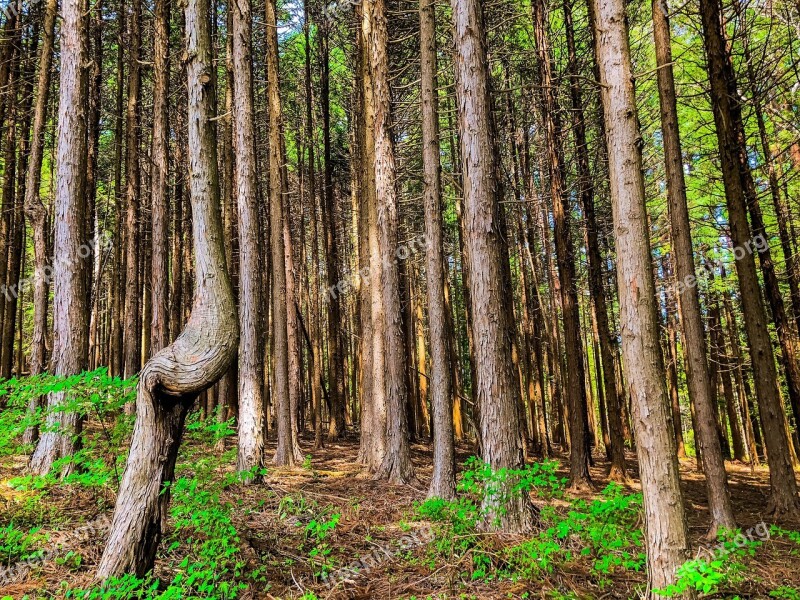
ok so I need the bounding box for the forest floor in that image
[2,423,800,599]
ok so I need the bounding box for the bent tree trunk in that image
[96,0,238,576]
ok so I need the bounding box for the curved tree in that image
[96,0,239,575]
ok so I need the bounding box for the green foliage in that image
[303,512,340,579]
[771,586,800,599]
[458,455,566,501]
[0,369,135,459]
[67,474,249,598]
[64,409,256,599]
[414,461,644,587]
[771,525,800,554]
[654,528,762,597]
[505,483,645,585]
[0,523,47,565]
[185,411,236,446]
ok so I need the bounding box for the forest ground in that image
[2,426,799,600]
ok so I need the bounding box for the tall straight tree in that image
[699,0,800,517]
[366,0,415,484]
[232,0,265,477]
[450,0,532,532]
[110,0,125,376]
[563,0,626,481]
[355,3,387,470]
[29,0,90,476]
[96,0,239,573]
[420,0,455,500]
[266,0,302,467]
[319,15,346,441]
[652,0,735,534]
[530,0,591,489]
[22,0,57,445]
[123,0,142,378]
[592,0,692,591]
[304,0,324,450]
[150,0,170,353]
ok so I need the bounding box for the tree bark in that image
[563,0,626,481]
[592,0,692,590]
[122,0,142,379]
[150,0,170,354]
[699,0,800,517]
[266,0,301,467]
[356,2,387,470]
[318,21,346,442]
[303,0,324,451]
[110,0,125,377]
[530,0,590,488]
[21,0,57,444]
[96,0,238,574]
[652,0,737,532]
[420,0,455,499]
[29,0,90,477]
[450,0,533,532]
[232,0,265,478]
[367,0,415,484]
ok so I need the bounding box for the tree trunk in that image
[420,0,455,499]
[232,0,265,478]
[0,37,20,362]
[3,32,34,379]
[722,279,762,465]
[450,0,533,533]
[85,0,103,372]
[564,0,625,481]
[592,0,692,590]
[356,3,387,470]
[662,270,686,459]
[303,0,324,451]
[367,0,415,484]
[29,0,90,477]
[110,0,125,377]
[150,0,170,354]
[96,0,238,574]
[22,0,57,444]
[319,19,346,441]
[266,0,301,467]
[531,0,590,487]
[653,0,737,534]
[699,0,800,517]
[123,0,142,379]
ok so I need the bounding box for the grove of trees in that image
[0,0,799,595]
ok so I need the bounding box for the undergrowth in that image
[1,372,799,599]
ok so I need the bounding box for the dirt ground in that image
[2,435,799,599]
